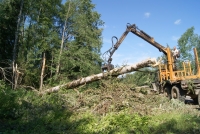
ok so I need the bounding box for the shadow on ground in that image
[0,90,92,134]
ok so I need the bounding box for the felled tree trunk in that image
[44,58,157,93]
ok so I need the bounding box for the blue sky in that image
[92,0,200,66]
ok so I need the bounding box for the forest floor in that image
[0,79,200,133]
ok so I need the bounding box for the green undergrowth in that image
[0,80,200,134]
[149,111,200,134]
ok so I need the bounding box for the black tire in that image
[164,86,171,99]
[171,86,185,102]
[193,97,198,104]
[198,91,200,107]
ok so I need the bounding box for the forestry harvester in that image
[102,23,200,106]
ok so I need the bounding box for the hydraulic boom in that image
[102,23,200,106]
[102,23,173,72]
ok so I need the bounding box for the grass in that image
[0,79,200,134]
[149,112,200,134]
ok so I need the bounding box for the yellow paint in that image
[157,47,200,83]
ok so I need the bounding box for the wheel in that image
[171,86,185,102]
[193,97,198,104]
[198,91,200,107]
[164,86,171,99]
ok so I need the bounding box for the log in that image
[44,58,157,93]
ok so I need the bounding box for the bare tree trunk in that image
[56,1,71,76]
[44,58,157,93]
[14,64,18,89]
[12,0,24,89]
[50,55,53,78]
[40,53,46,91]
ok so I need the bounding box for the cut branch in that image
[44,58,157,94]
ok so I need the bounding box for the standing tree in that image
[17,0,62,88]
[178,27,194,62]
[0,0,104,89]
[178,27,200,71]
[0,0,26,87]
[57,0,104,81]
[56,0,72,77]
[12,0,24,89]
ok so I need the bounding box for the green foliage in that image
[58,0,104,80]
[69,111,150,134]
[0,81,21,119]
[0,0,104,88]
[0,81,200,133]
[0,0,19,67]
[149,112,200,134]
[1,1,200,133]
[123,68,157,86]
[0,88,73,133]
[178,27,194,61]
[177,27,200,71]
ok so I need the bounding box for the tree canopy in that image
[1,0,200,89]
[0,0,104,89]
[177,27,200,71]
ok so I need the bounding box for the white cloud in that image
[144,12,150,18]
[103,38,111,44]
[172,36,180,41]
[174,19,181,25]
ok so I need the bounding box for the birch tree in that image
[44,58,157,93]
[56,1,71,76]
[58,0,104,80]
